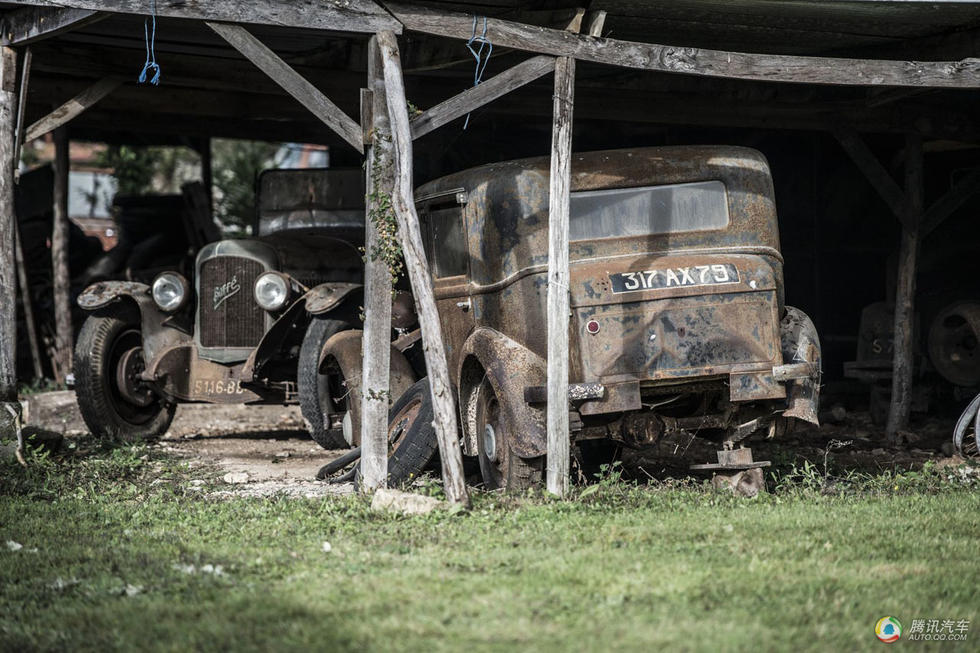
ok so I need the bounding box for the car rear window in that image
[569,180,729,240]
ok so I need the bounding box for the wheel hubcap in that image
[115,346,154,407]
[484,423,497,462]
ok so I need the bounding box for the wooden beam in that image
[24,76,120,142]
[2,0,399,34]
[376,29,469,507]
[13,46,30,181]
[0,46,18,403]
[834,128,912,228]
[359,35,394,493]
[206,22,363,154]
[1,7,106,46]
[51,127,71,384]
[545,53,575,498]
[921,167,980,236]
[13,226,42,380]
[886,134,923,441]
[410,55,555,140]
[388,3,980,89]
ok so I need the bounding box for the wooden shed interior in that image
[3,0,980,499]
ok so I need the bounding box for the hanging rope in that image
[138,0,161,85]
[463,15,492,129]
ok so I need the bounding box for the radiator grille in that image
[198,256,266,348]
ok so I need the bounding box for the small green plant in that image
[365,129,404,291]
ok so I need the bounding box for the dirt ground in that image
[20,392,355,497]
[18,390,973,493]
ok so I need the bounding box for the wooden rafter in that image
[1,0,399,34]
[207,22,363,154]
[24,76,121,142]
[1,7,105,46]
[387,2,980,89]
[410,55,555,140]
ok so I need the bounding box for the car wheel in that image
[474,378,543,491]
[74,306,175,441]
[298,317,349,449]
[384,378,439,486]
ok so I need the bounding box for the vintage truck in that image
[72,168,411,446]
[412,145,822,491]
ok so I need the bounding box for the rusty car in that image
[412,145,822,490]
[72,168,388,446]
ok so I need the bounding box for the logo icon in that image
[876,616,903,643]
[213,274,241,310]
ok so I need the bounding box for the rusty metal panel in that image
[729,369,786,402]
[579,381,640,415]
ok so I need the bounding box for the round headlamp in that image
[254,272,290,311]
[151,272,189,312]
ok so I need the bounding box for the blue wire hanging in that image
[138,0,161,85]
[463,16,492,129]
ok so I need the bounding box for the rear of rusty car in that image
[414,146,820,484]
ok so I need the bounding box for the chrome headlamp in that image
[151,272,189,312]
[254,272,290,311]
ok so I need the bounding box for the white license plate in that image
[609,264,739,293]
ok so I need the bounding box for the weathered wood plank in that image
[12,46,30,181]
[921,166,980,236]
[834,128,911,228]
[1,0,399,34]
[545,54,575,498]
[410,55,555,140]
[206,22,363,154]
[1,7,105,46]
[359,35,393,493]
[24,76,120,142]
[376,29,469,507]
[886,134,922,441]
[0,46,18,402]
[388,3,980,88]
[13,226,43,380]
[51,128,72,384]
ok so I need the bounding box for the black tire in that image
[386,378,439,486]
[474,378,543,491]
[299,317,349,449]
[74,306,175,442]
[352,378,439,487]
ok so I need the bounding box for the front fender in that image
[305,282,362,315]
[459,328,547,459]
[77,281,183,362]
[780,306,822,425]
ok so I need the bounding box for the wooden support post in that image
[0,46,19,407]
[14,227,42,380]
[51,127,71,383]
[12,45,30,181]
[376,30,469,507]
[545,54,575,498]
[886,134,923,441]
[359,35,394,492]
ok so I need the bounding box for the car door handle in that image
[456,300,471,312]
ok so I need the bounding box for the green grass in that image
[1,444,978,652]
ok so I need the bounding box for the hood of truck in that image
[570,253,782,383]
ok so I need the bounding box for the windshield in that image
[256,169,365,236]
[569,180,729,241]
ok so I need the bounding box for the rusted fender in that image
[459,327,547,459]
[780,306,822,425]
[77,281,150,310]
[76,280,184,364]
[317,329,416,447]
[305,282,362,315]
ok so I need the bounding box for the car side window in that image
[420,205,468,279]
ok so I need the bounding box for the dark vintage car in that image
[73,168,395,446]
[412,146,822,490]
